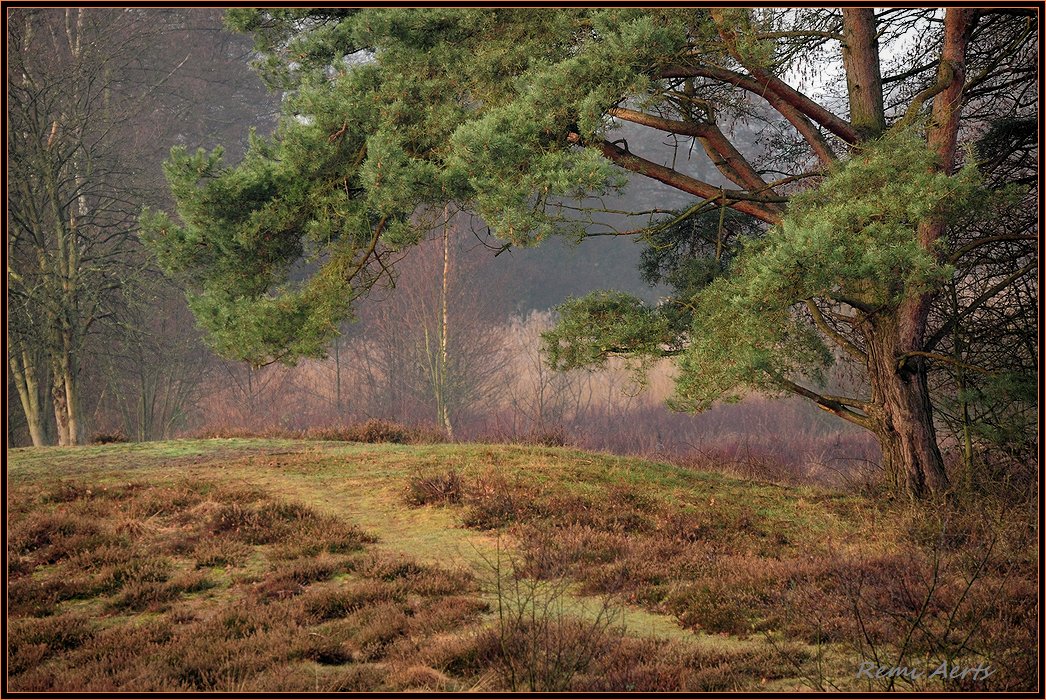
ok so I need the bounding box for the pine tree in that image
[142,8,1036,498]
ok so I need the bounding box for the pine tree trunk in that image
[861,8,973,499]
[840,9,886,139]
[864,312,950,499]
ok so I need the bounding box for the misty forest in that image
[6,7,1039,693]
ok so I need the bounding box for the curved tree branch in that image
[709,9,862,144]
[569,133,784,224]
[896,351,994,375]
[947,234,1036,263]
[775,376,874,429]
[805,299,867,361]
[660,64,839,165]
[607,107,777,201]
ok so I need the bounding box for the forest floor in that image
[6,439,1036,692]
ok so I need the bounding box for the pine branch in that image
[570,133,784,224]
[661,64,839,164]
[774,376,874,429]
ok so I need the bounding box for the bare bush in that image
[475,539,625,692]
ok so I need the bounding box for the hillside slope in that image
[7,439,1035,692]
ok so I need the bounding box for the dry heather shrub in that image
[459,471,534,530]
[407,595,490,634]
[112,570,216,612]
[162,632,281,690]
[655,507,716,543]
[290,621,358,665]
[571,635,809,692]
[109,581,173,613]
[206,499,373,554]
[250,556,355,601]
[322,665,388,692]
[8,554,33,578]
[238,663,384,692]
[293,516,377,557]
[40,480,92,503]
[205,482,271,504]
[107,555,174,587]
[237,664,321,693]
[556,493,655,533]
[308,419,446,445]
[11,512,104,560]
[410,566,475,597]
[354,555,474,598]
[516,526,629,580]
[7,613,95,675]
[7,577,60,617]
[414,631,489,678]
[125,485,207,519]
[300,581,395,622]
[352,603,412,661]
[192,538,250,568]
[9,548,177,617]
[79,539,137,569]
[8,475,499,692]
[169,605,200,625]
[8,641,51,680]
[405,468,463,506]
[90,430,129,444]
[386,664,455,691]
[665,581,765,637]
[475,615,620,692]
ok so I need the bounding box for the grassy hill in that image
[6,439,1036,692]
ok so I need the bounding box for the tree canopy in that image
[143,8,1037,497]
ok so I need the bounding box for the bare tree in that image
[342,218,509,431]
[502,312,592,435]
[8,9,157,444]
[95,289,214,440]
[8,8,278,445]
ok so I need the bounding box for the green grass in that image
[7,439,1036,692]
